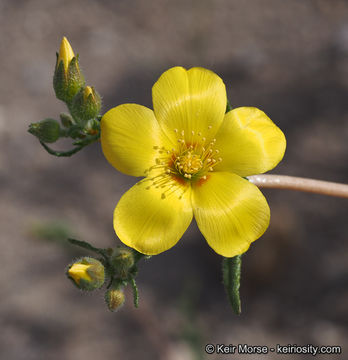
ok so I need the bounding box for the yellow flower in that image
[101,67,286,257]
[57,36,75,73]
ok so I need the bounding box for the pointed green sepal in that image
[53,55,84,103]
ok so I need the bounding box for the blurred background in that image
[1,0,348,359]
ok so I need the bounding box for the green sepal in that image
[53,54,84,103]
[60,113,74,128]
[82,118,100,136]
[53,57,67,101]
[66,56,85,102]
[222,255,242,314]
[226,99,233,113]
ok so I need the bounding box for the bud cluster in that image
[29,37,102,154]
[65,241,144,312]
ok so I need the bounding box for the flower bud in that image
[105,289,125,312]
[53,37,85,103]
[67,257,105,291]
[70,86,101,122]
[28,118,61,143]
[110,248,135,279]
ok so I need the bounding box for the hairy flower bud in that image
[110,248,135,279]
[70,86,102,122]
[53,37,85,103]
[67,257,105,291]
[28,118,61,143]
[105,289,125,312]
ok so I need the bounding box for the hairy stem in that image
[248,175,348,199]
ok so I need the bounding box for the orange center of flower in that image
[143,126,222,199]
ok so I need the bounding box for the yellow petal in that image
[101,104,171,177]
[214,107,286,176]
[152,67,227,144]
[68,264,92,284]
[114,179,193,255]
[58,36,75,72]
[192,172,270,257]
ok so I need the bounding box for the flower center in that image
[176,151,203,175]
[142,126,222,199]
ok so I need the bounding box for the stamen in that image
[149,128,223,190]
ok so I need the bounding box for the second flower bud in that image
[70,86,101,123]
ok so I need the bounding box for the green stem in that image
[40,141,83,157]
[222,255,242,315]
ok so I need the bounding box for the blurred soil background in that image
[1,0,348,359]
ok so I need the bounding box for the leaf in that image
[222,255,242,315]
